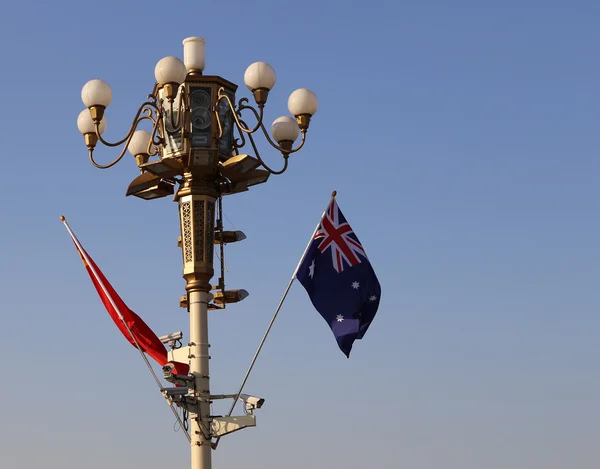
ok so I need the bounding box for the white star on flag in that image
[309,259,315,279]
[336,314,344,322]
[352,281,360,289]
[369,295,377,301]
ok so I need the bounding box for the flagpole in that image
[60,216,191,442]
[212,191,336,450]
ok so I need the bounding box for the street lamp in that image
[77,37,317,469]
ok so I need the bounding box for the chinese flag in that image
[65,224,189,376]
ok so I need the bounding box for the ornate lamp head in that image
[77,36,318,197]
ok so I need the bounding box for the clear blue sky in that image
[1,1,599,468]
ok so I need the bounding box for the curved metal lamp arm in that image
[167,85,188,130]
[216,88,264,137]
[157,87,188,149]
[242,105,307,155]
[146,129,160,157]
[215,88,307,164]
[239,119,289,175]
[233,129,246,152]
[95,100,159,147]
[150,110,164,148]
[248,133,289,175]
[89,114,155,169]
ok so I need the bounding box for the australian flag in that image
[296,197,381,357]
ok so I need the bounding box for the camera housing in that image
[240,393,265,409]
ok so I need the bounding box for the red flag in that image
[64,221,189,376]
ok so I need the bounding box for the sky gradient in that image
[0,1,599,468]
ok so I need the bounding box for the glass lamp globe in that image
[244,62,276,91]
[154,56,187,85]
[271,116,300,143]
[81,79,112,108]
[288,89,318,116]
[77,109,107,134]
[128,130,153,156]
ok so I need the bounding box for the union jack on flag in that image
[296,195,381,357]
[314,199,367,273]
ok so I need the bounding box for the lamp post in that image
[77,37,317,469]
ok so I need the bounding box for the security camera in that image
[162,363,194,387]
[162,387,189,398]
[159,331,183,344]
[162,386,195,407]
[240,394,265,409]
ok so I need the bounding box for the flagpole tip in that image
[59,215,66,222]
[331,191,337,198]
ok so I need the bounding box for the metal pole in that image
[176,178,218,469]
[189,290,212,469]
